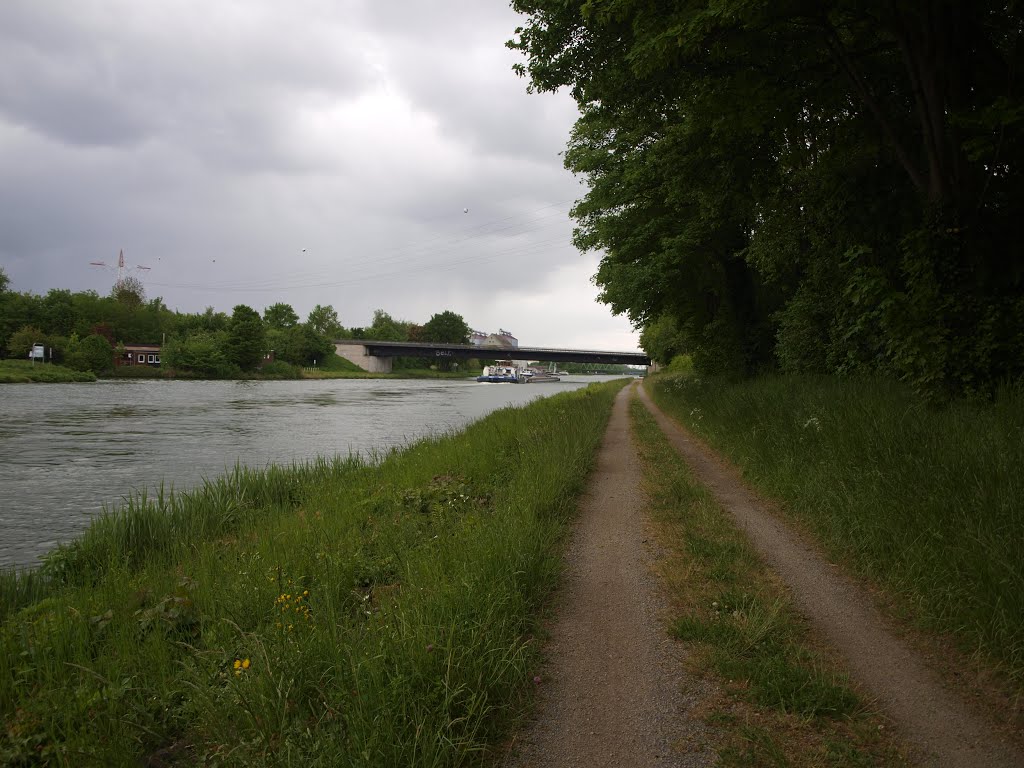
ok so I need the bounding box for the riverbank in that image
[0,360,95,383]
[646,373,1024,711]
[0,379,628,764]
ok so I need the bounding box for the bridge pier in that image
[334,343,393,373]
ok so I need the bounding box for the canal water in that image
[0,376,623,569]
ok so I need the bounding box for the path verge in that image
[637,383,1023,768]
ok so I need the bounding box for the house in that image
[119,343,161,367]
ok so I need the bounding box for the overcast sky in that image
[0,1,640,352]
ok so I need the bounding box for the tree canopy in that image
[0,271,482,376]
[422,311,471,345]
[510,0,1024,397]
[263,302,299,330]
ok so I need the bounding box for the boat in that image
[476,363,524,383]
[525,372,560,383]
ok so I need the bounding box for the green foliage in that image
[162,331,238,378]
[266,324,333,367]
[0,274,485,382]
[639,314,683,365]
[422,311,471,370]
[630,396,899,765]
[422,310,471,345]
[366,309,410,342]
[6,326,48,360]
[65,334,113,374]
[262,302,299,330]
[226,304,266,372]
[649,373,1024,684]
[511,0,1024,397]
[0,360,95,384]
[111,276,146,310]
[0,381,627,763]
[306,304,343,338]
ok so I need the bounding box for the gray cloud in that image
[0,0,639,350]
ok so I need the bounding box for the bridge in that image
[333,339,650,373]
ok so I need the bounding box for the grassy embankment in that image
[0,360,95,383]
[630,398,906,766]
[0,379,627,766]
[646,374,1024,694]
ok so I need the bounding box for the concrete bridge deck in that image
[333,339,650,373]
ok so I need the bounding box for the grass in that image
[0,379,627,766]
[629,397,907,766]
[0,359,95,383]
[647,373,1024,690]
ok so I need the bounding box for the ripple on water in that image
[0,376,620,568]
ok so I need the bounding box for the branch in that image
[820,22,928,195]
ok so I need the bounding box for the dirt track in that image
[505,383,1023,767]
[504,384,714,768]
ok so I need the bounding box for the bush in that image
[65,333,114,374]
[162,332,239,378]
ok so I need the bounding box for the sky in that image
[0,1,641,352]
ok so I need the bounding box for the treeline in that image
[511,2,1024,399]
[0,269,473,376]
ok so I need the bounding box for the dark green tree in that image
[65,333,114,374]
[111,276,146,310]
[226,304,266,372]
[263,302,299,330]
[306,304,343,338]
[366,309,409,342]
[163,331,236,377]
[267,325,333,366]
[510,0,1024,396]
[639,314,685,366]
[422,311,471,345]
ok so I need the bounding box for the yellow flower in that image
[242,658,250,670]
[233,659,241,670]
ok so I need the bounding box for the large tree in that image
[510,0,1024,396]
[263,302,299,330]
[366,309,410,342]
[306,304,343,338]
[111,276,146,310]
[422,311,471,345]
[422,310,472,370]
[226,304,266,372]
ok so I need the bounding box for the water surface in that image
[0,376,619,568]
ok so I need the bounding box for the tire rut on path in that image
[504,384,714,768]
[636,384,1023,768]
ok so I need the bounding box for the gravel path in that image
[504,384,714,768]
[636,384,1024,768]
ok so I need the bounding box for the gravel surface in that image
[636,384,1024,768]
[503,384,716,768]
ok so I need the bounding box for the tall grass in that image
[648,374,1024,684]
[0,380,627,766]
[630,399,900,766]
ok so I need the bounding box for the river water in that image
[0,376,623,569]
